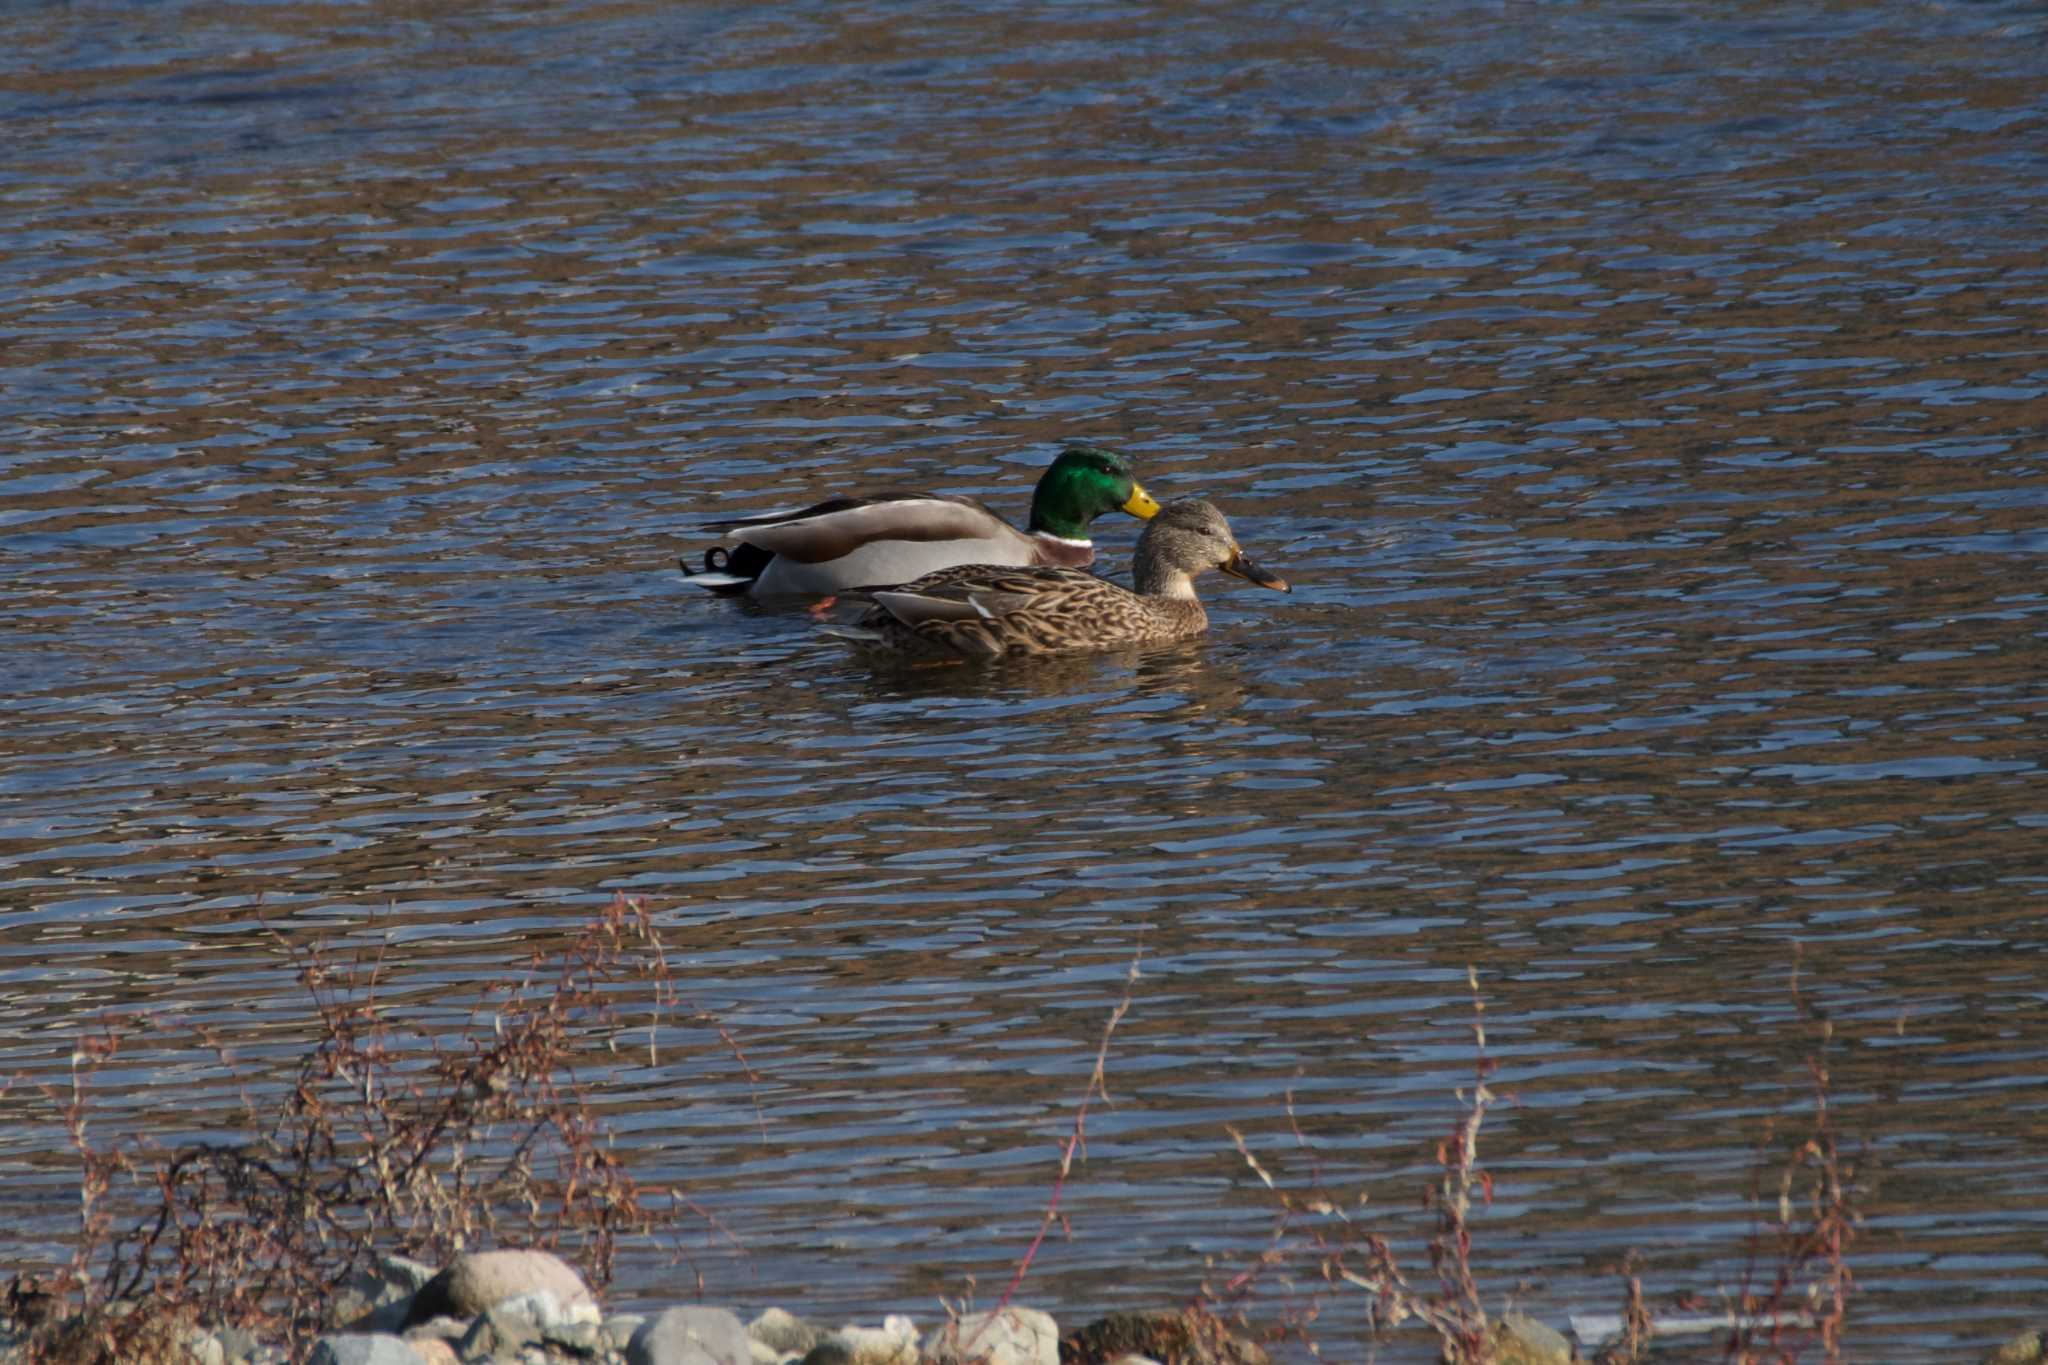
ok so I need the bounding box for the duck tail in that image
[817,623,887,645]
[679,543,774,595]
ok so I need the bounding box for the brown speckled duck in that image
[826,498,1289,660]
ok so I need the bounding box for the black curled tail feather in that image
[677,545,725,576]
[677,541,775,585]
[723,542,773,581]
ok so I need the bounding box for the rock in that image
[334,1255,444,1333]
[184,1327,227,1365]
[307,1336,431,1365]
[798,1344,853,1365]
[338,1263,429,1334]
[456,1301,543,1360]
[627,1306,752,1365]
[1103,1358,1163,1365]
[749,1308,824,1357]
[404,1341,460,1365]
[607,1313,650,1349]
[546,1315,603,1354]
[215,1324,274,1364]
[401,1317,468,1351]
[1485,1313,1571,1365]
[378,1256,440,1296]
[1985,1331,2046,1365]
[924,1308,1059,1365]
[404,1249,598,1329]
[1060,1312,1267,1365]
[824,1315,917,1365]
[457,1291,603,1356]
[341,1297,413,1337]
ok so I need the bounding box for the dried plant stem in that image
[1729,1004,1858,1365]
[1208,966,1501,1363]
[15,895,729,1364]
[981,946,1143,1338]
[1420,965,1495,1362]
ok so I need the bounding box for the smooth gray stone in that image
[214,1324,268,1364]
[822,1317,917,1365]
[406,1249,596,1329]
[922,1308,1059,1365]
[1982,1329,2047,1365]
[628,1307,752,1365]
[377,1255,439,1295]
[1571,1308,1815,1349]
[459,1302,542,1361]
[748,1307,823,1356]
[336,1269,417,1335]
[1489,1312,1571,1365]
[336,1255,443,1335]
[546,1315,603,1352]
[307,1335,430,1365]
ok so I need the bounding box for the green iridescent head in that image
[1026,444,1160,541]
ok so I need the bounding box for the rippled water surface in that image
[4,1,2046,1357]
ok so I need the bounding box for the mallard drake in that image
[827,498,1289,659]
[680,444,1162,597]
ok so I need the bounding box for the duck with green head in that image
[680,444,1161,598]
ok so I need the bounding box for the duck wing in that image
[704,492,1020,565]
[868,586,1041,624]
[859,567,1107,656]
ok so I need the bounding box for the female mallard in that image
[681,444,1161,597]
[829,499,1289,659]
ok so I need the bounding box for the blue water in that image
[3,1,2046,1358]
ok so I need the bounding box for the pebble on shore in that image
[10,1244,1622,1365]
